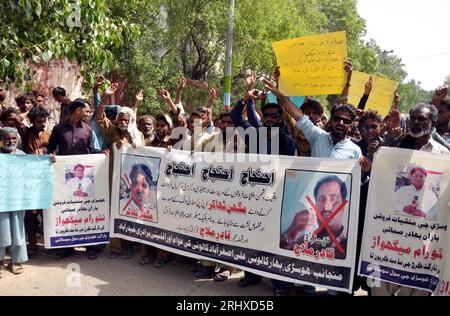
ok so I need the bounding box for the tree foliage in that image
[1,0,435,115]
[0,0,138,88]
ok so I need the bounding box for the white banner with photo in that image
[358,147,450,295]
[111,146,361,292]
[44,154,110,248]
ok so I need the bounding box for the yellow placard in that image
[272,31,348,96]
[348,71,398,117]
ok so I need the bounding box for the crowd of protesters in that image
[0,62,449,296]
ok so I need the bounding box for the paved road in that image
[0,245,273,296]
[0,244,366,296]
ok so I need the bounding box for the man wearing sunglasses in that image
[264,79,361,160]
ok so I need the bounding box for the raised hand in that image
[93,75,105,90]
[344,61,353,83]
[104,82,119,96]
[432,85,448,106]
[245,70,256,90]
[209,87,217,99]
[134,89,144,102]
[273,66,281,83]
[262,78,279,96]
[386,126,402,140]
[244,89,266,101]
[177,77,187,91]
[393,91,400,110]
[365,76,373,95]
[367,139,382,157]
[159,88,171,101]
[359,156,373,173]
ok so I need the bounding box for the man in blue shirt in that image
[263,79,362,160]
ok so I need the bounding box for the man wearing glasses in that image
[264,79,362,160]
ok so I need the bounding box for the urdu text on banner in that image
[111,146,361,293]
[0,154,53,212]
[359,147,450,295]
[272,31,348,96]
[44,154,110,248]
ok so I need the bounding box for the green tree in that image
[396,80,433,113]
[0,0,138,88]
[111,0,377,114]
[445,75,450,86]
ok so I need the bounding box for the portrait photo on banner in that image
[279,170,352,260]
[65,164,95,198]
[394,165,442,220]
[119,153,160,223]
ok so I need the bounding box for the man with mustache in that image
[390,103,449,155]
[138,115,155,146]
[395,167,438,219]
[0,127,28,276]
[264,79,362,160]
[281,175,348,259]
[373,103,449,297]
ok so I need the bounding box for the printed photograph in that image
[279,170,352,260]
[119,154,160,223]
[65,164,95,198]
[394,165,441,220]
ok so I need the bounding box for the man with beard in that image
[264,79,361,296]
[139,113,174,267]
[431,85,449,146]
[138,115,155,146]
[0,127,28,276]
[372,103,449,297]
[21,106,51,257]
[96,83,144,260]
[264,79,362,160]
[96,83,145,149]
[46,98,105,260]
[390,103,449,155]
[22,106,51,154]
[280,176,348,259]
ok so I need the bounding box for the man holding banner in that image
[0,127,28,276]
[46,98,106,260]
[371,103,449,296]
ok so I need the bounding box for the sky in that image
[356,0,450,90]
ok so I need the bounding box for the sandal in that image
[237,277,262,288]
[28,245,38,258]
[55,248,75,260]
[195,266,216,278]
[189,261,202,273]
[153,259,167,268]
[139,256,155,265]
[170,256,185,266]
[273,288,286,296]
[121,250,133,260]
[213,269,231,282]
[86,249,99,260]
[108,250,121,259]
[8,263,24,275]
